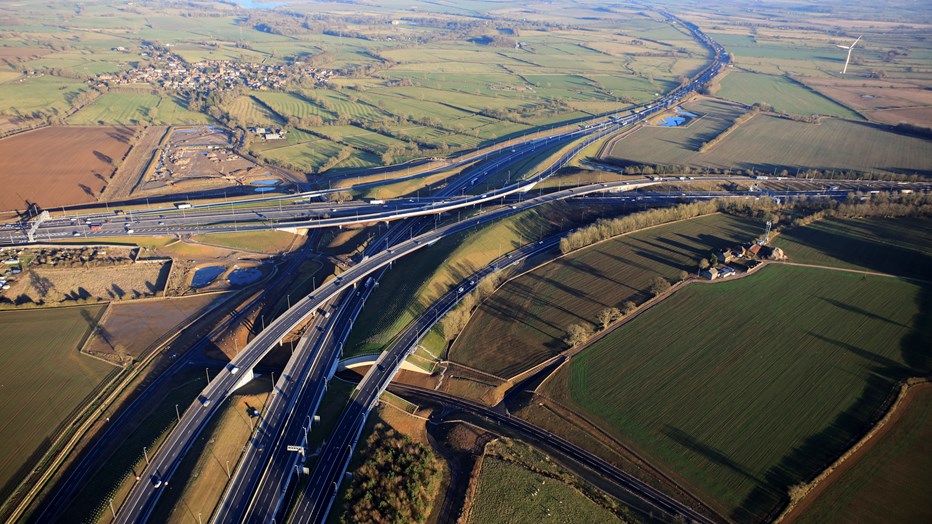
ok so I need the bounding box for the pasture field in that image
[542,264,929,522]
[191,230,300,254]
[451,213,760,378]
[344,202,620,358]
[224,96,283,128]
[772,217,932,280]
[790,384,932,524]
[0,305,114,503]
[84,293,222,362]
[67,92,160,126]
[717,72,859,118]
[604,99,932,176]
[465,442,623,524]
[796,77,932,127]
[0,126,135,211]
[0,75,87,116]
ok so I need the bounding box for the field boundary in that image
[775,378,931,523]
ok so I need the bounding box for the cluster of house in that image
[700,243,786,280]
[94,45,333,92]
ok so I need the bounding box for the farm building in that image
[760,246,786,260]
[701,267,719,280]
[719,266,736,278]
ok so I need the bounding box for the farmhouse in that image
[700,267,719,280]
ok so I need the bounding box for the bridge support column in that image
[231,367,257,392]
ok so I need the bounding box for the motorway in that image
[106,8,731,521]
[289,235,564,523]
[111,177,661,523]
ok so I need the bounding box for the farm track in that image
[103,125,169,201]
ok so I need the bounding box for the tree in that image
[708,253,718,267]
[596,307,621,330]
[564,323,593,348]
[621,300,637,316]
[698,258,710,270]
[649,276,671,296]
[678,270,689,282]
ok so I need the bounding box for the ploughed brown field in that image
[0,126,134,211]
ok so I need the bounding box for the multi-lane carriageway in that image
[111,177,660,523]
[105,8,731,521]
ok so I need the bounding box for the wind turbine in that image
[836,35,862,74]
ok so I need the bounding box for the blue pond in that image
[192,266,225,288]
[658,116,686,127]
[228,267,263,286]
[251,179,279,186]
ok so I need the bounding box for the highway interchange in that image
[25,7,925,524]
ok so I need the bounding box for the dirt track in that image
[101,125,168,200]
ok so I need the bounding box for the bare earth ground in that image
[0,126,134,211]
[84,292,223,362]
[798,77,932,127]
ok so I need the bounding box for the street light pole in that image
[143,447,149,465]
[175,404,180,422]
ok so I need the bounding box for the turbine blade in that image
[836,44,850,49]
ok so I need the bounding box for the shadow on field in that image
[816,296,908,328]
[733,371,913,523]
[733,250,930,523]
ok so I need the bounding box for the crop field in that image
[772,218,932,280]
[451,213,760,378]
[603,98,932,176]
[0,126,134,211]
[0,305,114,502]
[542,264,929,522]
[717,72,859,118]
[84,293,221,362]
[790,384,932,524]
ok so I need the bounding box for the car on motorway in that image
[72,231,80,237]
[152,477,163,488]
[229,365,240,375]
[200,396,211,407]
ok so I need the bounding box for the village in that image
[96,44,333,92]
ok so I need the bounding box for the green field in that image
[543,264,929,522]
[717,72,859,118]
[773,218,932,280]
[0,305,114,502]
[466,458,622,524]
[604,98,932,176]
[0,75,88,116]
[191,230,299,254]
[67,91,159,125]
[452,213,761,378]
[793,384,932,524]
